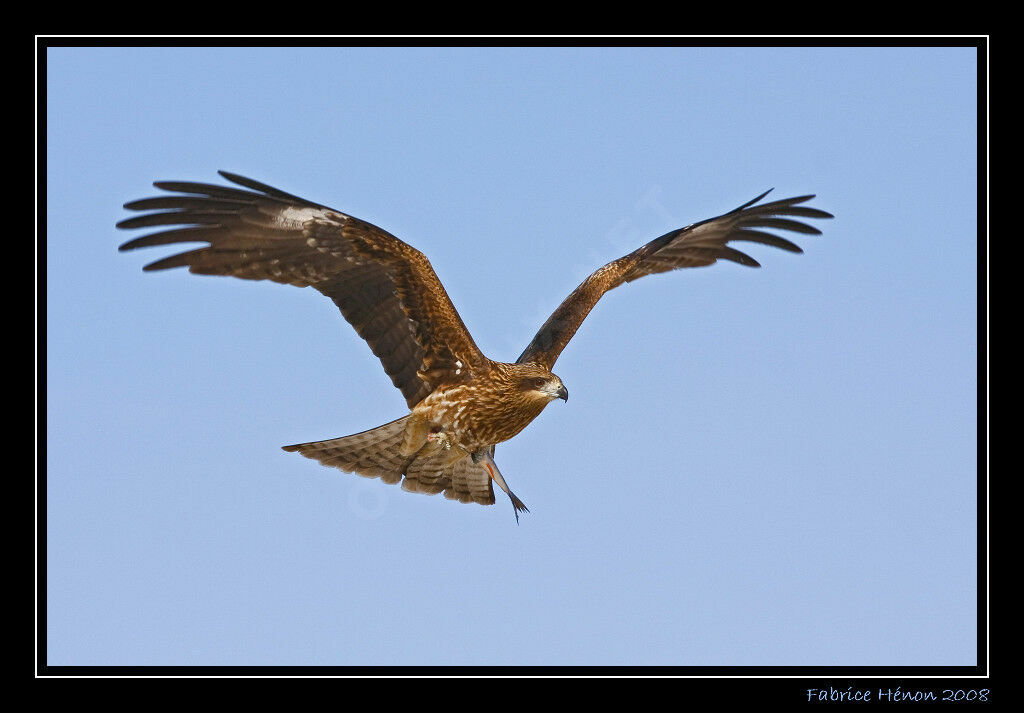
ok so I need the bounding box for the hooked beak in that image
[538,380,569,402]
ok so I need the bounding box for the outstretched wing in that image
[517,190,833,370]
[118,171,486,407]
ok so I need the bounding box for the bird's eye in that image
[520,376,545,391]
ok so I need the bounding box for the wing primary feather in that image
[764,206,834,219]
[713,246,761,267]
[152,181,270,201]
[116,211,236,230]
[118,226,226,251]
[217,170,314,203]
[743,217,823,235]
[730,229,804,253]
[122,196,253,212]
[733,188,774,212]
[142,248,212,271]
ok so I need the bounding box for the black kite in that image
[118,172,832,520]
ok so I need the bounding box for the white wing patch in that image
[275,206,337,228]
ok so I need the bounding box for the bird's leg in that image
[472,450,529,524]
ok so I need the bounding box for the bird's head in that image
[513,364,568,403]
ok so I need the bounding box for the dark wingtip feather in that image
[217,170,246,183]
[152,180,193,192]
[216,170,313,203]
[116,213,178,230]
[734,188,774,212]
[118,234,172,252]
[117,226,222,253]
[716,246,762,268]
[142,261,172,272]
[142,259,178,272]
[116,213,164,230]
[750,218,823,235]
[218,170,276,193]
[141,249,204,271]
[774,206,834,220]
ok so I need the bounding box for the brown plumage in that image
[118,172,832,520]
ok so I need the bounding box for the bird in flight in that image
[118,172,832,521]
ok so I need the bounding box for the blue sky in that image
[45,45,979,666]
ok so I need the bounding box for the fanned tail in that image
[282,416,413,483]
[282,417,496,506]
